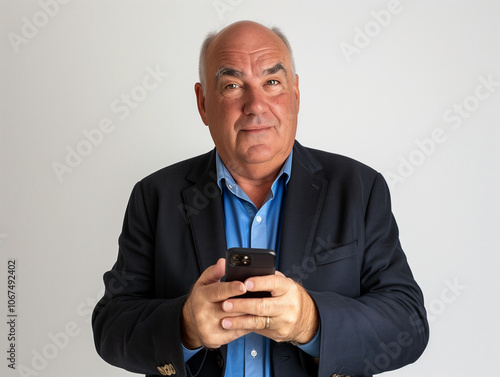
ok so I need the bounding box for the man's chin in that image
[242,144,276,163]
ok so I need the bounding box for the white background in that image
[1,0,499,376]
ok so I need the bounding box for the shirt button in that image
[228,184,233,189]
[216,354,224,368]
[256,216,262,223]
[250,349,258,358]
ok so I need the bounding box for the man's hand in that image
[181,258,252,349]
[220,272,319,344]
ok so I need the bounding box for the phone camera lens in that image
[230,253,251,266]
[230,254,241,265]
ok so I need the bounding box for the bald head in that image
[198,21,296,90]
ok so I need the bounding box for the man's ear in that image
[194,82,209,126]
[294,74,300,111]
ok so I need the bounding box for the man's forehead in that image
[215,62,287,82]
[208,27,290,68]
[210,48,290,76]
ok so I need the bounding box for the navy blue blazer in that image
[92,141,429,377]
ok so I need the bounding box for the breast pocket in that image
[314,240,358,266]
[310,240,360,296]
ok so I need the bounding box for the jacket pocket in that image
[314,240,358,266]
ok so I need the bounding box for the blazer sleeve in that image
[311,173,429,376]
[91,181,189,376]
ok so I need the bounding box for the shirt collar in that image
[216,150,293,192]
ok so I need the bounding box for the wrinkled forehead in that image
[215,49,287,74]
[206,31,292,80]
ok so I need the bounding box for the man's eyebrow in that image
[215,63,287,82]
[262,62,287,76]
[215,67,243,82]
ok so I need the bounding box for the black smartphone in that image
[225,247,276,298]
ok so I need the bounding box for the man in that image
[92,21,429,377]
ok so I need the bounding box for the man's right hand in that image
[181,258,250,349]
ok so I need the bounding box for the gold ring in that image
[265,316,270,329]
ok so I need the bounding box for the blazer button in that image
[157,363,176,375]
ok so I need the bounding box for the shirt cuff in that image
[295,325,321,358]
[182,343,203,362]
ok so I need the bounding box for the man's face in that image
[195,22,300,177]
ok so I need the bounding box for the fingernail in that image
[245,280,254,290]
[222,319,232,329]
[223,301,233,311]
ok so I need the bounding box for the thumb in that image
[196,258,226,287]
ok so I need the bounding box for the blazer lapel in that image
[279,142,327,280]
[182,150,227,275]
[181,143,326,279]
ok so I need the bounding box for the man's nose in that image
[243,87,268,115]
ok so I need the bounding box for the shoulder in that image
[294,143,391,211]
[294,142,378,182]
[135,149,215,194]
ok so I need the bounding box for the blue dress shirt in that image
[183,150,320,376]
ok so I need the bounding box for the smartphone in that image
[225,247,276,298]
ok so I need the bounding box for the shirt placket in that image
[244,332,265,376]
[250,204,268,248]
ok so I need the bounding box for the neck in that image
[230,165,280,209]
[218,146,292,208]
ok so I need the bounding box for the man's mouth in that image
[241,126,272,133]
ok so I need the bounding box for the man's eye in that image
[225,83,239,89]
[266,79,279,86]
